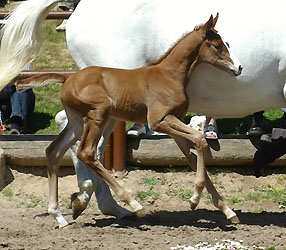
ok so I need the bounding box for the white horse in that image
[1,0,286,228]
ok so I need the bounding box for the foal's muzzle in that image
[231,65,243,76]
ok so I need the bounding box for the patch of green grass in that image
[246,192,264,202]
[17,201,26,208]
[266,247,276,250]
[167,167,178,173]
[246,185,286,207]
[141,176,167,188]
[2,187,13,197]
[265,187,286,206]
[202,191,212,204]
[227,196,240,204]
[31,20,76,70]
[166,166,190,173]
[60,197,72,209]
[136,176,167,201]
[135,176,168,201]
[180,192,193,201]
[253,208,264,214]
[23,84,62,134]
[26,196,42,208]
[167,188,193,201]
[136,190,159,201]
[15,195,44,208]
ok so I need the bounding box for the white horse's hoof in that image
[49,208,69,228]
[57,216,69,228]
[58,221,70,229]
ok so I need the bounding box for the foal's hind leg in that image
[55,111,132,219]
[76,108,143,216]
[173,136,239,223]
[71,127,133,219]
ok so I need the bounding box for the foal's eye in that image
[214,45,222,50]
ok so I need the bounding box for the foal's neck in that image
[159,31,203,85]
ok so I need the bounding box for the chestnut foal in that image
[17,15,242,227]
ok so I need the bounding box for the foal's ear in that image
[213,13,219,27]
[202,15,214,34]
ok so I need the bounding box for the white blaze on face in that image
[222,36,242,75]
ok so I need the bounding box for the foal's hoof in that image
[71,193,85,220]
[228,215,240,224]
[189,200,198,210]
[135,208,146,217]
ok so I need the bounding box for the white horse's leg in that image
[46,120,81,228]
[173,136,239,223]
[55,111,132,219]
[95,118,134,217]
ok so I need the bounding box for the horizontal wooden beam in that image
[1,134,286,168]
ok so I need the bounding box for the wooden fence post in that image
[113,121,126,172]
[103,133,113,171]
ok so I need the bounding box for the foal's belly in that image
[111,107,148,124]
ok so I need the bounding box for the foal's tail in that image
[15,73,67,92]
[0,0,65,90]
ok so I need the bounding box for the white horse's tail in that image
[0,0,65,90]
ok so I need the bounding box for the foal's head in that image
[196,14,242,76]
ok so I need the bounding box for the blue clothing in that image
[10,88,35,121]
[0,85,35,122]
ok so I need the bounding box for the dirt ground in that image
[1,165,286,250]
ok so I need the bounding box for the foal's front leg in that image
[173,136,239,223]
[149,114,208,209]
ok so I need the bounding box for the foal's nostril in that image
[231,65,243,76]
